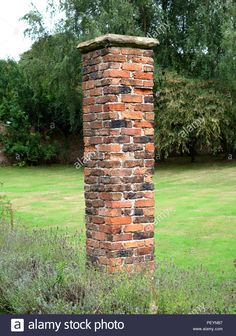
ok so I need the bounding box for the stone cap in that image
[77,34,159,53]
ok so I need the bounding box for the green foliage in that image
[216,0,236,155]
[19,33,83,133]
[19,0,143,134]
[0,60,59,164]
[2,132,59,166]
[218,0,236,83]
[0,222,235,314]
[57,0,142,38]
[0,0,235,164]
[155,71,234,161]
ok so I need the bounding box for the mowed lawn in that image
[0,161,236,282]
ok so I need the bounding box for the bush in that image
[154,71,234,162]
[0,60,59,165]
[0,219,235,315]
[1,130,59,166]
[0,107,59,165]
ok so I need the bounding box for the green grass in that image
[0,161,236,283]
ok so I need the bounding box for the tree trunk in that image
[189,139,196,163]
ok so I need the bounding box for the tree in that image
[0,60,59,165]
[155,71,232,162]
[19,33,83,133]
[217,0,236,156]
[18,0,236,163]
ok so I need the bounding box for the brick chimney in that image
[77,34,159,272]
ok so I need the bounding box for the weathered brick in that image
[143,208,155,216]
[143,65,154,72]
[143,80,154,88]
[142,182,155,190]
[91,216,105,224]
[122,111,143,120]
[119,85,132,94]
[134,120,153,128]
[124,191,143,199]
[144,128,154,136]
[133,231,154,239]
[90,121,103,129]
[123,240,144,248]
[134,136,152,144]
[122,63,142,71]
[145,143,155,151]
[121,48,144,55]
[95,95,118,104]
[97,208,122,217]
[98,176,121,184]
[103,168,132,177]
[133,167,149,175]
[100,192,122,201]
[98,144,121,152]
[136,246,153,255]
[105,184,131,192]
[144,96,154,103]
[121,128,142,136]
[85,136,104,145]
[143,50,154,57]
[134,150,151,158]
[90,88,102,96]
[93,231,107,241]
[135,199,155,207]
[83,97,95,105]
[83,113,96,122]
[101,112,119,120]
[97,160,121,168]
[145,112,155,121]
[134,72,153,80]
[123,160,144,168]
[120,78,143,87]
[106,201,132,208]
[124,224,143,232]
[122,176,144,184]
[112,249,133,257]
[99,225,122,234]
[129,56,154,65]
[121,94,142,103]
[134,216,154,223]
[91,199,105,208]
[104,103,126,112]
[105,217,132,225]
[104,70,130,78]
[103,54,126,62]
[134,88,153,95]
[145,159,155,167]
[110,119,129,128]
[123,144,143,152]
[81,40,156,272]
[134,103,153,112]
[89,104,103,113]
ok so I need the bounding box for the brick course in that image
[79,36,158,272]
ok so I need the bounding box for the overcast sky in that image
[0,0,59,60]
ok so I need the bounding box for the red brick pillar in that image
[77,34,159,272]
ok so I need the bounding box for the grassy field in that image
[0,160,236,283]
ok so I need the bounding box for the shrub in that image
[154,71,234,162]
[0,220,235,314]
[0,60,59,165]
[0,117,59,165]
